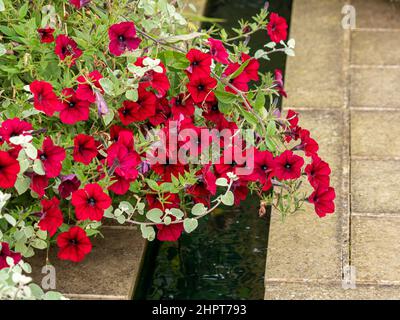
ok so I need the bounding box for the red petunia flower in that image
[305,155,331,189]
[245,149,275,189]
[59,88,91,124]
[58,174,81,199]
[57,226,92,262]
[241,53,259,82]
[274,150,304,180]
[146,193,183,241]
[267,13,288,43]
[308,186,336,217]
[134,57,170,98]
[186,49,212,76]
[118,84,157,124]
[75,70,104,103]
[69,0,91,9]
[38,197,63,237]
[207,38,229,64]
[150,149,187,182]
[170,94,195,118]
[232,180,249,206]
[37,28,55,43]
[0,118,32,144]
[186,73,217,104]
[108,21,141,56]
[71,183,112,221]
[0,242,22,270]
[215,145,248,178]
[187,164,217,206]
[149,98,171,126]
[0,151,20,189]
[202,100,225,125]
[156,221,184,242]
[54,35,82,66]
[107,143,140,181]
[30,80,62,116]
[297,129,319,157]
[223,61,250,94]
[73,134,98,165]
[37,137,66,178]
[29,173,49,198]
[274,69,287,98]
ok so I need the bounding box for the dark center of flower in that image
[40,154,47,161]
[261,165,268,171]
[197,84,205,91]
[69,101,76,108]
[122,109,129,116]
[87,197,96,206]
[118,35,125,42]
[211,104,218,111]
[285,163,292,170]
[69,239,78,245]
[231,160,237,167]
[175,99,182,106]
[192,61,199,66]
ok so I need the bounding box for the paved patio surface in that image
[265,0,400,299]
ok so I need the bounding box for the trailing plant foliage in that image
[0,0,335,266]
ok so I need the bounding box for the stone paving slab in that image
[350,68,400,108]
[351,31,400,65]
[283,0,345,109]
[351,216,400,283]
[352,0,400,29]
[351,160,400,214]
[265,110,344,283]
[29,227,146,300]
[351,110,400,158]
[265,282,400,300]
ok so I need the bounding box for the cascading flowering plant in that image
[0,0,335,266]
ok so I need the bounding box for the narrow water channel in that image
[134,0,293,300]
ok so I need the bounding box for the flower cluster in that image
[0,1,334,266]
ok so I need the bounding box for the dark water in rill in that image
[134,0,292,300]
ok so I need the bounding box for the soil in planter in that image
[133,0,293,300]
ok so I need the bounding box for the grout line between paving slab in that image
[352,212,400,218]
[350,106,400,111]
[352,156,400,161]
[350,65,400,69]
[342,0,352,276]
[353,28,400,32]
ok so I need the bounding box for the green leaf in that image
[215,89,236,104]
[254,92,265,111]
[228,58,250,80]
[119,201,134,214]
[24,144,38,159]
[4,213,16,226]
[183,218,198,233]
[215,178,228,187]
[191,203,207,216]
[0,0,5,12]
[33,160,45,175]
[146,208,163,223]
[43,291,64,300]
[31,238,47,250]
[140,224,155,241]
[99,78,114,96]
[0,43,6,56]
[146,179,160,191]
[164,32,204,43]
[102,109,114,126]
[15,176,30,195]
[221,191,234,206]
[266,121,277,136]
[125,89,138,101]
[168,208,184,219]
